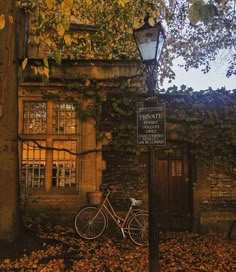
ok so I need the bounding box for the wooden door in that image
[156,148,191,230]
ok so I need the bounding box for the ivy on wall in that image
[159,86,236,174]
[93,82,236,177]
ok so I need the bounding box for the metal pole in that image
[145,63,160,271]
[148,146,159,272]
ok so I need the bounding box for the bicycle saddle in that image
[130,198,143,206]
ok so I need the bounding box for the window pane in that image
[53,103,77,134]
[52,141,76,187]
[171,160,182,177]
[21,141,46,188]
[23,102,47,134]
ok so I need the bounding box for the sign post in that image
[137,100,166,272]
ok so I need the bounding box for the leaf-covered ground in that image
[0,224,235,272]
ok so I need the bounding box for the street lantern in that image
[134,17,166,272]
[134,18,166,96]
[133,19,166,66]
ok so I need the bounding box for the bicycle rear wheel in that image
[128,212,148,246]
[74,206,107,240]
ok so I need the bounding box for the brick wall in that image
[21,193,81,224]
[199,171,236,234]
[102,147,146,210]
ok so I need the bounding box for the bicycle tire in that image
[74,206,107,240]
[227,219,236,240]
[128,212,149,246]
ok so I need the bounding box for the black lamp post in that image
[134,17,166,272]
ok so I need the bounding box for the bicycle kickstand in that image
[121,228,126,239]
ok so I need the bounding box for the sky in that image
[162,57,236,91]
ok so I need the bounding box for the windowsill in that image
[26,187,79,195]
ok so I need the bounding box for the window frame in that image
[19,95,82,194]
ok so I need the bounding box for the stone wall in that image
[198,170,236,234]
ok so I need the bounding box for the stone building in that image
[16,9,236,235]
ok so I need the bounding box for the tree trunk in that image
[0,0,20,241]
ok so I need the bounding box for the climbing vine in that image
[158,86,236,175]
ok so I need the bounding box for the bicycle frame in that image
[96,189,143,238]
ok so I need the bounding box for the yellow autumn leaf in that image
[44,37,52,47]
[34,36,40,45]
[43,57,49,68]
[148,17,155,27]
[118,0,129,8]
[38,66,44,75]
[8,15,13,24]
[64,34,72,45]
[31,66,38,75]
[50,40,57,50]
[56,23,65,36]
[64,0,73,7]
[44,0,55,10]
[61,0,73,16]
[38,66,49,77]
[22,58,28,71]
[43,67,49,78]
[0,14,5,30]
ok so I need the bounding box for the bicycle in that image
[74,184,148,246]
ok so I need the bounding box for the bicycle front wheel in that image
[74,206,107,240]
[128,212,149,246]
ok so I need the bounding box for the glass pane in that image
[171,160,182,177]
[135,27,165,63]
[52,141,76,187]
[23,102,47,134]
[53,103,77,134]
[21,141,46,188]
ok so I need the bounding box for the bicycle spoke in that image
[128,213,149,246]
[74,206,107,240]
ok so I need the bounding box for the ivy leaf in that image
[43,57,49,68]
[148,17,155,27]
[38,66,49,78]
[31,65,38,75]
[34,36,40,45]
[0,14,5,30]
[63,0,74,8]
[64,34,72,46]
[61,0,73,16]
[189,1,218,25]
[118,0,130,8]
[54,51,61,64]
[201,4,218,24]
[45,0,55,10]
[22,58,28,71]
[188,1,203,25]
[56,23,66,36]
[44,37,52,47]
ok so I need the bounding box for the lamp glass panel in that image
[135,28,159,61]
[155,31,165,63]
